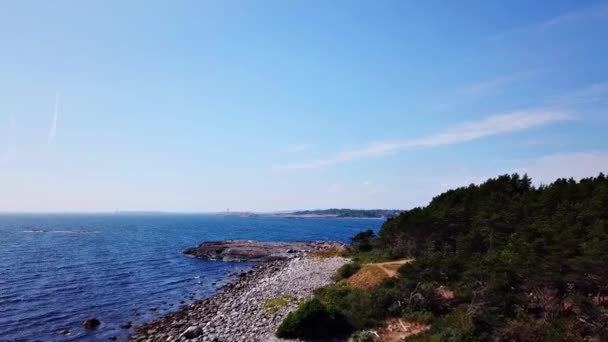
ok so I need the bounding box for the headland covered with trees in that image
[277,173,608,341]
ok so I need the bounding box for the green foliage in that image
[333,261,361,281]
[288,173,608,341]
[350,249,391,263]
[314,281,400,331]
[381,173,608,341]
[276,298,351,339]
[351,229,376,252]
[406,307,476,342]
[402,311,435,325]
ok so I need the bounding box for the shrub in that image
[333,261,361,281]
[351,229,375,252]
[276,298,351,339]
[402,311,435,324]
[314,282,399,330]
[352,330,375,342]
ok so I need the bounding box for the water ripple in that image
[0,214,382,341]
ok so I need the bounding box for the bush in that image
[352,330,375,342]
[351,229,375,252]
[402,311,435,324]
[276,298,351,339]
[333,261,361,281]
[314,282,399,330]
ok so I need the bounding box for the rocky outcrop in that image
[183,240,344,261]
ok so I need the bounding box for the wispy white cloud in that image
[281,143,312,153]
[283,111,573,170]
[493,3,608,40]
[540,3,608,29]
[48,93,59,145]
[546,83,608,106]
[430,71,538,113]
[458,71,536,97]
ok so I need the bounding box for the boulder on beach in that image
[179,325,203,339]
[183,240,344,261]
[83,318,101,329]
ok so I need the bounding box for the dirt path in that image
[374,318,430,342]
[371,259,414,277]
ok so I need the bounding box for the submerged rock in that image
[183,240,344,261]
[83,318,101,329]
[120,321,133,329]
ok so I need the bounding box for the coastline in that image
[130,255,347,342]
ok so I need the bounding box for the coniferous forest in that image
[278,173,608,341]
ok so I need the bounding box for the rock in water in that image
[179,326,203,339]
[183,240,344,261]
[83,318,101,329]
[119,321,132,329]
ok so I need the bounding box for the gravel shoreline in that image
[130,256,347,342]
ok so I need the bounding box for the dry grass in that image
[309,247,344,259]
[345,259,414,289]
[435,286,455,301]
[382,263,403,272]
[346,265,389,289]
[373,318,430,342]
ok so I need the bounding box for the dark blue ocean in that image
[0,214,383,342]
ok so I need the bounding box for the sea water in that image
[0,214,382,341]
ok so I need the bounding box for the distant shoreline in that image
[0,209,401,219]
[273,214,386,219]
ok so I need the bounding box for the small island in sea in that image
[275,208,402,218]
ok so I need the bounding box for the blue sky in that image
[1,0,607,212]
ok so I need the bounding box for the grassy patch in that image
[264,295,293,313]
[309,247,346,259]
[346,265,389,289]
